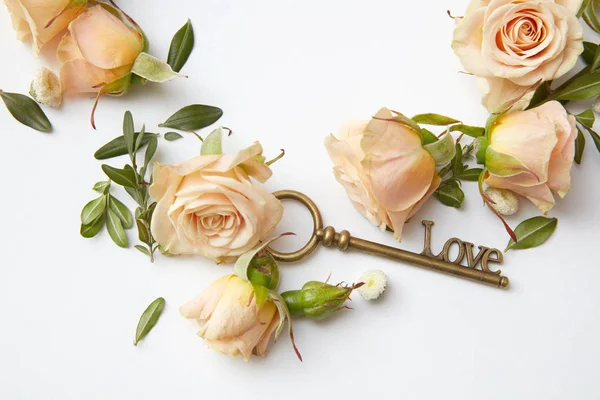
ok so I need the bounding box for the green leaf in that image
[576,110,595,128]
[93,181,111,194]
[579,0,592,18]
[584,0,600,33]
[136,219,151,245]
[458,168,484,181]
[144,137,158,167]
[575,127,586,164]
[591,45,600,72]
[108,195,133,229]
[101,165,138,188]
[200,127,223,155]
[435,180,464,208]
[549,70,600,101]
[421,128,438,145]
[234,234,292,280]
[506,217,558,251]
[106,209,128,248]
[126,187,146,207]
[0,90,52,132]
[135,245,150,256]
[81,196,107,225]
[158,104,223,131]
[582,41,597,64]
[80,213,105,238]
[449,124,485,138]
[424,132,455,167]
[476,136,489,165]
[123,111,135,160]
[164,131,184,141]
[167,19,194,73]
[134,124,146,153]
[412,113,460,126]
[94,132,158,160]
[452,143,463,176]
[134,297,165,346]
[585,126,600,152]
[131,52,184,83]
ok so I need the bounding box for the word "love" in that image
[420,221,503,274]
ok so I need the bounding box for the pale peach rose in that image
[325,108,441,240]
[180,274,280,360]
[452,0,583,112]
[484,101,576,213]
[57,4,143,95]
[149,142,283,263]
[3,0,85,54]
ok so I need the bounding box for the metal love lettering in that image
[420,221,503,275]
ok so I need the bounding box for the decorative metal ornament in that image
[270,190,509,289]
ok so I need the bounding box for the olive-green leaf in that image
[412,113,460,126]
[134,297,165,346]
[123,111,135,158]
[94,132,158,160]
[135,245,150,256]
[575,127,586,164]
[584,0,600,33]
[550,70,600,101]
[80,213,105,238]
[449,124,485,138]
[200,127,223,155]
[158,104,223,131]
[101,165,138,188]
[0,90,52,133]
[144,137,158,167]
[134,124,146,153]
[576,110,595,128]
[93,181,111,194]
[136,219,151,245]
[582,41,597,64]
[167,19,194,73]
[579,0,592,18]
[585,126,600,152]
[505,216,558,251]
[435,180,464,208]
[451,143,463,176]
[106,209,128,248]
[421,128,438,144]
[458,168,484,181]
[81,196,107,225]
[131,52,184,83]
[108,195,133,229]
[164,131,183,141]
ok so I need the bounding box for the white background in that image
[1,0,600,399]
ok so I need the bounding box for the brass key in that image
[269,190,509,289]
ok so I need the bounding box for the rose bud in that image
[4,0,86,54]
[483,101,576,214]
[29,67,62,108]
[282,280,364,320]
[452,0,583,112]
[325,108,441,240]
[56,3,144,126]
[180,274,281,361]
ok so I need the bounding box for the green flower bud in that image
[246,250,280,290]
[282,281,363,320]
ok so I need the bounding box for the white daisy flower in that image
[357,269,387,300]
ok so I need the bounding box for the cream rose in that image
[57,5,143,95]
[325,108,441,240]
[180,274,279,360]
[149,142,283,263]
[452,0,584,112]
[484,101,576,213]
[3,0,85,54]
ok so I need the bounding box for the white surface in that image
[1,1,600,399]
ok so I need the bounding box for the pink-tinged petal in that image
[19,0,84,54]
[478,77,535,113]
[452,7,492,77]
[4,0,31,41]
[485,174,555,213]
[254,309,280,356]
[57,32,83,64]
[465,0,491,16]
[148,162,184,202]
[555,0,584,16]
[207,142,266,175]
[547,115,576,197]
[362,108,436,212]
[150,185,186,254]
[179,275,233,320]
[489,103,560,185]
[407,173,442,220]
[59,58,131,94]
[69,5,142,69]
[240,157,272,183]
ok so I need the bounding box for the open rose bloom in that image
[3,0,85,53]
[484,101,576,213]
[57,4,143,95]
[149,142,283,263]
[325,108,441,240]
[180,274,280,360]
[452,0,583,112]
